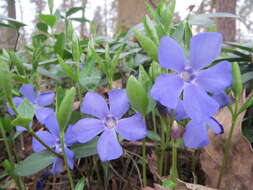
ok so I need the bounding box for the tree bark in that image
[215,0,236,42]
[117,0,160,32]
[7,0,17,48]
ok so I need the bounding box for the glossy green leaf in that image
[0,60,12,100]
[75,177,86,190]
[72,137,98,159]
[79,66,101,91]
[15,151,56,176]
[11,117,31,128]
[134,30,158,60]
[47,0,54,14]
[238,95,253,115]
[16,99,35,119]
[9,51,26,75]
[57,55,78,81]
[138,65,152,90]
[66,7,83,17]
[57,87,76,132]
[232,63,242,97]
[126,76,149,115]
[143,15,159,45]
[72,34,81,63]
[39,14,57,27]
[55,32,65,56]
[147,130,161,142]
[36,22,48,33]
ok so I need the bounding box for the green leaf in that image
[36,22,48,33]
[16,99,35,119]
[162,179,176,188]
[149,61,163,81]
[70,17,90,23]
[75,177,86,190]
[238,95,253,115]
[47,0,54,14]
[147,130,161,142]
[79,66,101,91]
[0,15,26,29]
[138,65,152,90]
[9,51,26,75]
[55,32,65,56]
[126,76,148,115]
[72,34,82,63]
[0,60,12,100]
[57,87,76,132]
[143,15,159,45]
[66,7,83,17]
[72,137,98,159]
[57,55,78,81]
[39,14,57,27]
[11,117,31,128]
[15,151,56,176]
[232,63,242,97]
[134,30,158,60]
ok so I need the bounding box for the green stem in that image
[28,128,62,158]
[171,140,178,185]
[142,139,147,187]
[158,116,166,176]
[60,133,74,190]
[0,120,25,190]
[217,97,239,188]
[152,110,157,133]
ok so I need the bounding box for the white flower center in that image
[105,115,117,129]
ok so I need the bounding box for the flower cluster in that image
[151,32,232,147]
[7,32,232,174]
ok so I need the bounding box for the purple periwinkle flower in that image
[72,89,147,162]
[168,100,223,148]
[151,32,232,121]
[7,84,55,131]
[32,113,76,174]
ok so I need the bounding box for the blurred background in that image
[0,0,253,49]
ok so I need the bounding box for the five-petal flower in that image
[32,112,76,173]
[151,32,232,121]
[72,89,147,162]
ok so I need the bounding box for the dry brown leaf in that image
[200,93,253,190]
[142,180,217,190]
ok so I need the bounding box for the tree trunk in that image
[7,0,17,48]
[117,0,160,32]
[215,0,236,42]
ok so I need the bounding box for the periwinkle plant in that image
[1,0,252,189]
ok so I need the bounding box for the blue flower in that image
[168,100,224,148]
[32,113,76,174]
[72,89,147,162]
[151,32,232,121]
[7,84,55,131]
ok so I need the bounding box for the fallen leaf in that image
[200,93,253,190]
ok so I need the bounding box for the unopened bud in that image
[171,121,179,141]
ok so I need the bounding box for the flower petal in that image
[108,89,129,119]
[212,92,231,108]
[72,118,104,143]
[51,158,64,174]
[65,147,74,169]
[189,32,222,70]
[32,131,56,152]
[183,120,209,148]
[183,84,219,121]
[150,74,184,109]
[44,113,60,137]
[37,92,55,106]
[206,117,224,135]
[35,107,54,125]
[16,126,27,132]
[116,113,147,141]
[158,36,186,72]
[81,92,109,119]
[97,130,123,162]
[195,61,232,93]
[65,125,78,146]
[7,97,23,116]
[170,100,188,121]
[19,84,37,103]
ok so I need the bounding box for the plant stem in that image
[142,139,147,187]
[217,97,239,188]
[28,128,62,158]
[0,120,25,190]
[171,140,178,185]
[158,116,166,176]
[60,133,75,190]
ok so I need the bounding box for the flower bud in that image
[171,121,179,141]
